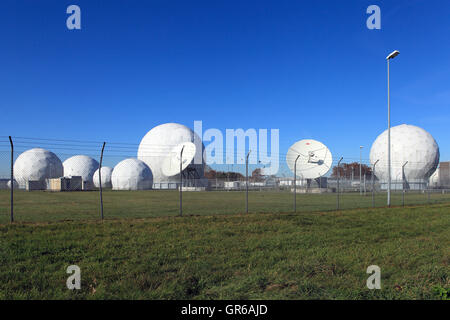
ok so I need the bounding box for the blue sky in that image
[0,0,449,174]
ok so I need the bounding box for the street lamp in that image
[386,50,400,207]
[360,146,364,195]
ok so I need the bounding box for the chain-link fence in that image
[1,136,449,224]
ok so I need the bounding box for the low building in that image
[439,162,450,188]
[0,179,8,190]
[47,176,83,191]
[224,181,241,190]
[26,180,47,191]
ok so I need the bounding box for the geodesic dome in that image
[63,155,99,183]
[93,166,113,188]
[13,148,63,188]
[137,123,206,187]
[370,124,439,189]
[111,158,153,190]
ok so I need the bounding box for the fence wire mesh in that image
[1,136,449,223]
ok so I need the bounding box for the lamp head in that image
[386,50,400,60]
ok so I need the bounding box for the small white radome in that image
[93,166,113,188]
[111,158,153,190]
[429,169,439,188]
[63,155,99,183]
[7,180,19,189]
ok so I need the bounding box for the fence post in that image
[9,136,14,223]
[372,159,379,208]
[336,157,343,210]
[180,146,185,217]
[294,155,300,212]
[364,173,366,196]
[99,142,106,220]
[402,161,408,207]
[246,151,251,214]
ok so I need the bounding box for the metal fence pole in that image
[364,173,366,196]
[180,146,185,217]
[337,157,343,210]
[99,142,106,220]
[372,160,379,208]
[402,161,408,207]
[360,146,363,195]
[294,155,300,212]
[246,151,251,214]
[9,136,14,223]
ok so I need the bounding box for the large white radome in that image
[93,166,113,188]
[111,158,153,190]
[137,123,205,186]
[14,148,63,188]
[63,155,99,183]
[370,124,439,187]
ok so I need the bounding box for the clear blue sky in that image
[0,0,449,174]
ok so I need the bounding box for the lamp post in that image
[386,50,400,207]
[360,146,364,195]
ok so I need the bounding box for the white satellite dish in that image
[161,142,196,177]
[286,139,333,179]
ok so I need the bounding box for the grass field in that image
[1,189,450,223]
[0,195,449,299]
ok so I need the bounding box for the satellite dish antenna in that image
[286,139,333,179]
[162,142,196,177]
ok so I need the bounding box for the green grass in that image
[0,202,449,299]
[1,189,450,223]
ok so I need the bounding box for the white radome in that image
[111,158,153,190]
[429,169,439,188]
[370,124,439,187]
[63,155,99,183]
[13,148,63,187]
[93,166,113,188]
[7,180,19,189]
[137,123,205,185]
